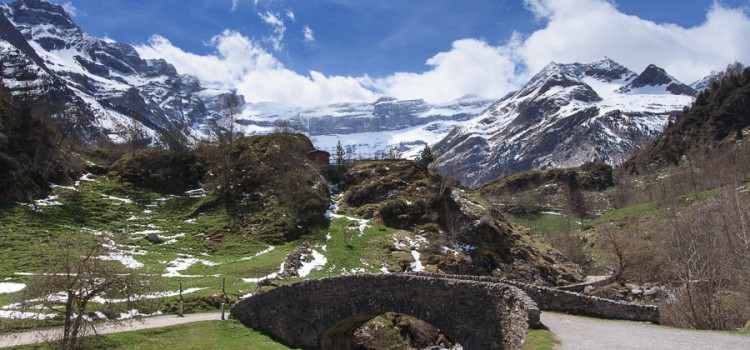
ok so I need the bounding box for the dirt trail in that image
[542,312,750,350]
[0,312,222,348]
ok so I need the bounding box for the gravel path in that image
[0,312,222,348]
[542,312,750,350]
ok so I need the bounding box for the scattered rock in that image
[145,232,163,244]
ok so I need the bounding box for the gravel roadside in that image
[542,312,750,350]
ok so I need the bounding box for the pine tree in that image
[418,144,435,168]
[335,140,346,166]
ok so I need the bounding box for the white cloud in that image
[231,0,239,12]
[286,10,296,21]
[374,0,750,102]
[61,1,76,17]
[373,38,523,102]
[516,0,750,84]
[135,0,750,106]
[134,31,376,106]
[258,12,286,52]
[304,26,315,42]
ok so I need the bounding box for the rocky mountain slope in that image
[0,0,212,143]
[434,58,696,187]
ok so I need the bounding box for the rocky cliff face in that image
[434,58,695,187]
[0,0,210,143]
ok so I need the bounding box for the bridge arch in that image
[231,274,531,350]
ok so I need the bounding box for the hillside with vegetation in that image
[626,62,750,173]
[0,106,582,348]
[487,64,750,331]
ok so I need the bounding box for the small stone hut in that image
[307,150,330,166]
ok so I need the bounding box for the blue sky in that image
[48,0,750,105]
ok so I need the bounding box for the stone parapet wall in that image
[413,273,660,324]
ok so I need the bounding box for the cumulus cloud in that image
[373,38,523,102]
[258,12,286,52]
[517,0,750,84]
[304,26,315,42]
[374,0,750,102]
[286,10,295,21]
[135,0,750,106]
[134,31,376,106]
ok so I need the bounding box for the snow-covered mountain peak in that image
[0,0,216,145]
[435,59,696,187]
[619,64,697,96]
[2,0,76,29]
[1,0,82,51]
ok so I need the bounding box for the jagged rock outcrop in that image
[619,64,698,96]
[337,159,583,285]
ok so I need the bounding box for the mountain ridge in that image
[0,0,707,184]
[434,58,695,187]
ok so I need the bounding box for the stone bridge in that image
[230,274,533,350]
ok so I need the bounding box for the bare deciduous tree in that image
[16,236,161,350]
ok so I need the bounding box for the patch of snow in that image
[329,213,370,236]
[100,252,144,269]
[50,184,77,191]
[297,250,328,278]
[79,173,96,182]
[161,233,186,245]
[0,310,57,320]
[410,250,424,272]
[541,211,563,216]
[242,262,285,283]
[240,246,275,261]
[163,256,219,277]
[92,288,207,304]
[0,282,26,294]
[131,229,163,236]
[441,246,460,257]
[34,195,62,206]
[185,188,207,198]
[102,194,133,204]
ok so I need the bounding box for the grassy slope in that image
[0,170,568,349]
[0,172,401,313]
